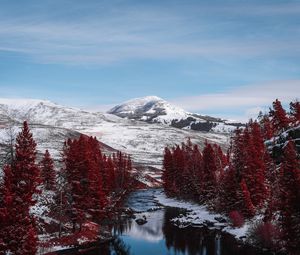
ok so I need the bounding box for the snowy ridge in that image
[0,98,58,110]
[0,97,229,172]
[108,96,243,132]
[0,98,121,130]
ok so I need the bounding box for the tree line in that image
[0,121,133,254]
[162,99,300,254]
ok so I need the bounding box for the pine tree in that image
[86,136,106,219]
[269,99,289,133]
[190,144,203,198]
[0,165,13,252]
[261,115,274,140]
[290,100,300,125]
[0,121,40,254]
[173,145,185,196]
[181,140,195,196]
[201,142,217,202]
[240,179,255,217]
[246,122,268,208]
[278,140,300,253]
[230,128,246,181]
[14,121,41,207]
[40,149,56,190]
[63,135,107,230]
[218,165,240,213]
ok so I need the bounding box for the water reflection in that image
[110,207,269,255]
[163,207,218,255]
[57,190,271,255]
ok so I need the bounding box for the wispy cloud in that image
[172,80,300,121]
[0,1,299,65]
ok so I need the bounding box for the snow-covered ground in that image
[153,189,251,239]
[82,121,229,168]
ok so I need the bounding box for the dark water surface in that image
[57,189,272,255]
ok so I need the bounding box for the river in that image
[57,189,272,255]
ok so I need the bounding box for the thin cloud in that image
[172,80,300,120]
[0,1,299,65]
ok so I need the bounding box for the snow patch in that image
[153,189,249,239]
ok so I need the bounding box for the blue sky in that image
[0,0,300,120]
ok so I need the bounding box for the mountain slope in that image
[0,98,120,130]
[108,96,243,132]
[0,98,229,169]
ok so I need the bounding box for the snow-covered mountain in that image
[0,98,117,130]
[108,96,243,133]
[0,97,230,185]
[108,96,189,124]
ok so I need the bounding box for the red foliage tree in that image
[40,149,56,190]
[218,165,240,213]
[290,100,300,125]
[0,121,40,254]
[261,115,274,140]
[269,99,289,133]
[190,144,203,197]
[278,140,300,253]
[201,142,217,201]
[240,179,255,217]
[246,122,268,208]
[172,145,185,195]
[63,135,107,231]
[229,210,244,228]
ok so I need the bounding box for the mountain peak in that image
[107,96,187,122]
[108,96,243,132]
[112,96,165,109]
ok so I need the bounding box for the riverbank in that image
[153,189,262,240]
[38,189,132,254]
[48,188,274,255]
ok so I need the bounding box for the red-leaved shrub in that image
[229,210,244,227]
[249,221,280,250]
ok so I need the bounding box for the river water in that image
[57,189,272,255]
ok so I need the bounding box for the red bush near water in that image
[228,211,244,228]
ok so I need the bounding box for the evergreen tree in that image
[261,115,274,140]
[190,144,203,198]
[269,99,289,133]
[201,142,217,202]
[290,100,300,125]
[63,135,107,230]
[247,122,268,208]
[40,149,56,190]
[0,121,40,254]
[218,166,240,213]
[240,179,255,217]
[172,145,184,196]
[278,140,300,253]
